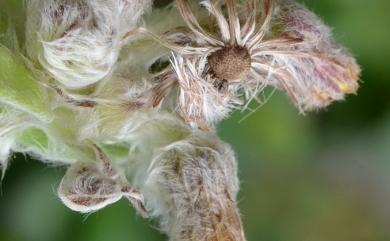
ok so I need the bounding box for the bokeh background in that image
[0,0,389,241]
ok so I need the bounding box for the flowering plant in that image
[0,0,359,240]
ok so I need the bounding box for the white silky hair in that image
[0,137,14,180]
[25,0,152,89]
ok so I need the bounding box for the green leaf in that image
[17,128,49,151]
[0,44,53,122]
[16,127,86,163]
[100,143,130,162]
[0,16,5,33]
[0,14,9,45]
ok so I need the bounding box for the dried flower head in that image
[154,0,360,129]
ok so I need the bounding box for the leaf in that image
[0,16,5,33]
[0,44,53,121]
[15,127,81,163]
[99,143,131,163]
[0,14,16,50]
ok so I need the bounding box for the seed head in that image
[208,46,251,81]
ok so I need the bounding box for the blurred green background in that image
[0,0,390,241]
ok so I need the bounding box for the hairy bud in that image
[141,133,246,241]
[26,0,152,88]
[58,146,147,216]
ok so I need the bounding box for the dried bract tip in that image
[264,0,361,110]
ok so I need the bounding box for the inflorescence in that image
[0,1,360,240]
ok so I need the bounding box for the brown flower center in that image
[207,46,251,81]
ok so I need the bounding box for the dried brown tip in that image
[53,87,96,108]
[151,69,177,108]
[176,0,219,45]
[208,46,251,81]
